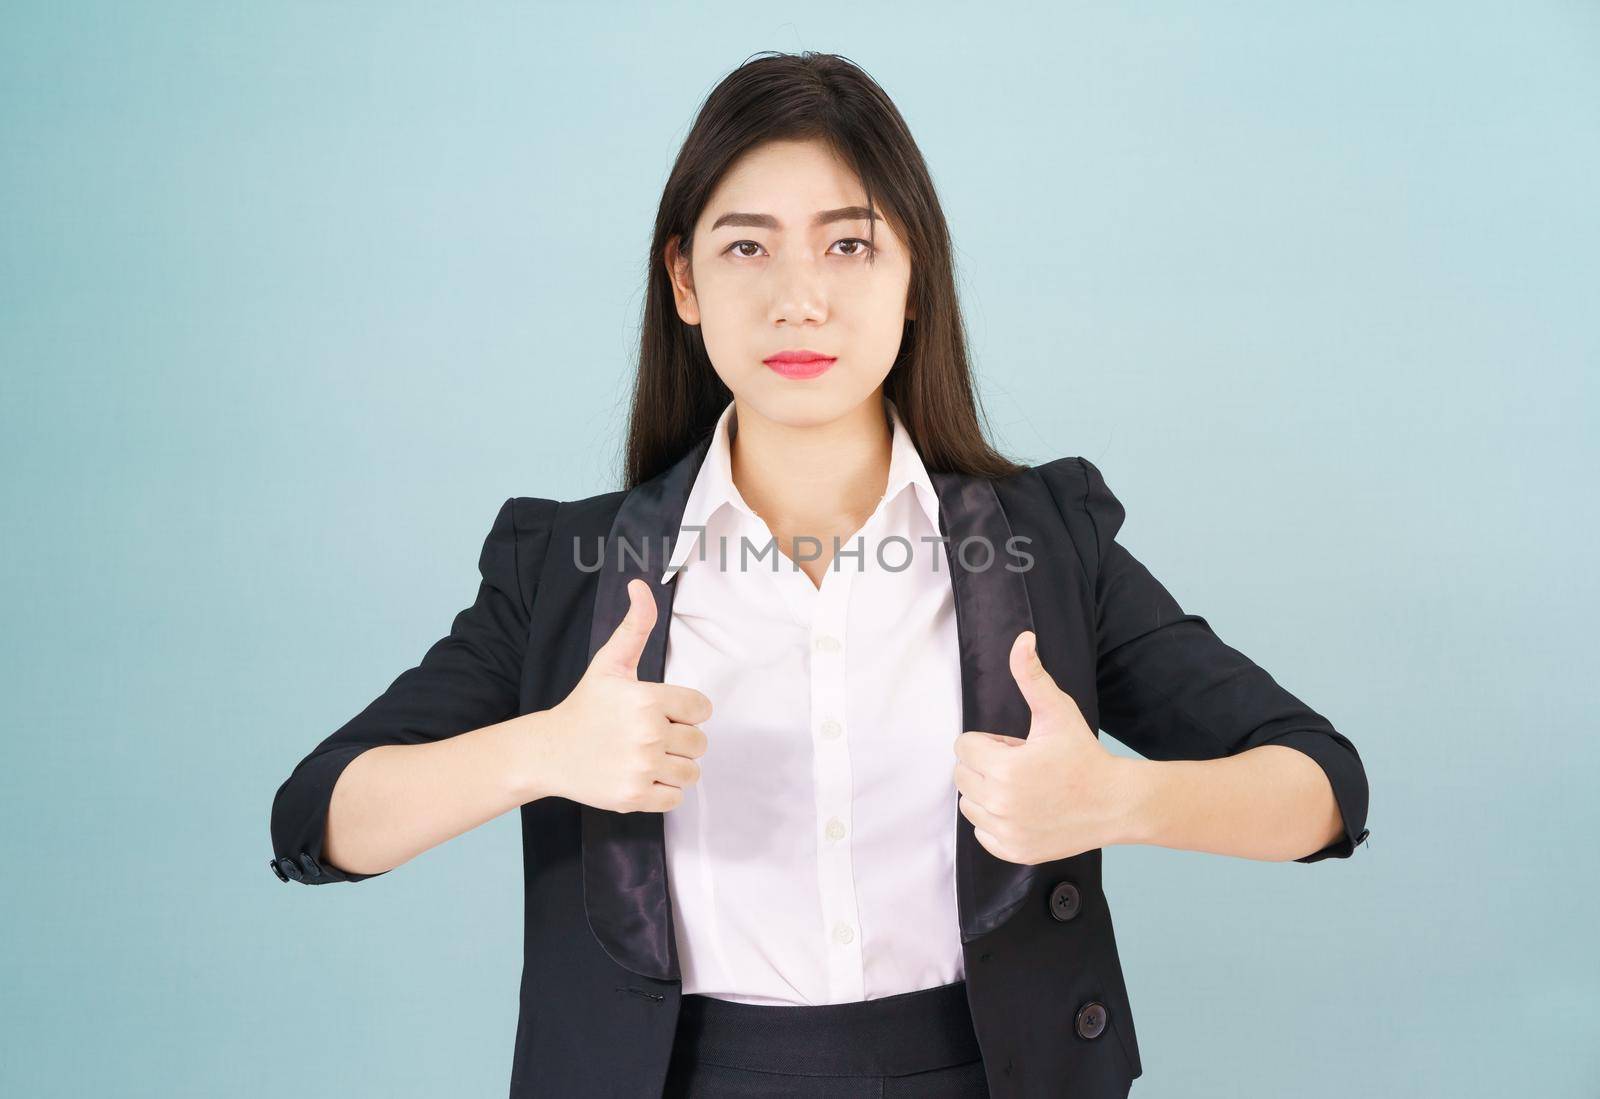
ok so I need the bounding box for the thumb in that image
[591,578,656,680]
[1009,630,1063,724]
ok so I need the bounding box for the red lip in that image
[764,349,836,364]
[764,348,836,380]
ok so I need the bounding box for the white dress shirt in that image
[657,395,967,1006]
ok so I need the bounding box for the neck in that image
[729,392,893,538]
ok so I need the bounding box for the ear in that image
[665,235,700,326]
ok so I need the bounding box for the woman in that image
[268,51,1370,1099]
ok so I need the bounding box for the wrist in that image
[1109,755,1162,848]
[503,708,561,805]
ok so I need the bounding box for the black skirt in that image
[662,979,989,1098]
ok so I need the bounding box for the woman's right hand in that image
[536,578,712,813]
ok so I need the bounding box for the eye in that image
[721,238,877,259]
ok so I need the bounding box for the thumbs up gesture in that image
[539,579,714,813]
[952,631,1137,864]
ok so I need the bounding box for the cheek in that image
[690,272,746,329]
[693,274,767,343]
[846,281,912,352]
[692,284,764,388]
[854,260,911,314]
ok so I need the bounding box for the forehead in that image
[700,139,873,221]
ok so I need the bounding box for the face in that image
[666,138,915,428]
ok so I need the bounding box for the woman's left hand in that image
[952,630,1144,864]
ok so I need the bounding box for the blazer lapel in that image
[581,434,711,981]
[580,442,1040,981]
[928,470,1040,943]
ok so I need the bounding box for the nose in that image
[767,253,827,327]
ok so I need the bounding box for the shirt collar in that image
[659,395,940,584]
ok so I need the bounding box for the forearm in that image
[322,710,558,876]
[1115,744,1345,861]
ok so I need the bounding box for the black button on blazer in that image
[269,439,1370,1099]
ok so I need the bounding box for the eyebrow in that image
[709,205,880,231]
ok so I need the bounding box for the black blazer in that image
[269,437,1370,1099]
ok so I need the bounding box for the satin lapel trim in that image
[929,470,1040,943]
[580,435,711,981]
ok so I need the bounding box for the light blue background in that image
[3,2,1595,1096]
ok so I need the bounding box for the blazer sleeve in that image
[267,495,558,885]
[1046,456,1369,862]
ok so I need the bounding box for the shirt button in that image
[824,818,847,842]
[820,719,842,739]
[832,922,855,945]
[814,635,842,653]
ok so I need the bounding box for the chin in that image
[747,381,884,428]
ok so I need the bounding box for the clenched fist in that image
[538,578,713,813]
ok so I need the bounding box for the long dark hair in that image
[623,50,1027,490]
